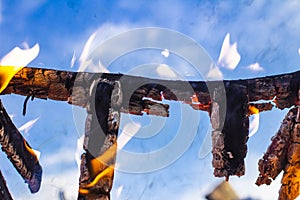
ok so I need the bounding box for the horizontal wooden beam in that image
[1,67,299,116]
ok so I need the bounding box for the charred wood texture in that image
[211,84,249,178]
[2,67,300,113]
[0,170,13,200]
[78,81,121,200]
[256,105,300,200]
[0,100,42,193]
[1,67,300,198]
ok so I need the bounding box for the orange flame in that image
[78,165,114,194]
[0,66,23,93]
[191,94,199,103]
[85,166,114,189]
[0,43,40,93]
[248,105,259,115]
[78,144,117,194]
[78,188,89,195]
[23,140,39,163]
[89,143,117,177]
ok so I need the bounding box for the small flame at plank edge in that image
[0,66,24,93]
[23,140,41,161]
[77,122,141,192]
[0,43,40,93]
[248,105,260,137]
[79,166,114,194]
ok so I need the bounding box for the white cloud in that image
[13,169,79,200]
[206,63,223,80]
[156,64,177,79]
[298,48,300,56]
[247,62,264,72]
[217,33,241,70]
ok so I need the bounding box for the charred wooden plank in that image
[256,105,300,200]
[0,170,13,200]
[78,80,121,200]
[0,100,42,193]
[256,108,296,186]
[212,83,249,179]
[1,67,300,115]
[247,102,274,115]
[278,91,300,200]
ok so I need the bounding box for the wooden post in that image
[211,84,249,179]
[78,80,122,200]
[256,88,300,200]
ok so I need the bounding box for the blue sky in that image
[0,0,300,199]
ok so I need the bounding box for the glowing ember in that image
[191,94,199,103]
[85,166,114,189]
[248,105,259,115]
[248,105,260,137]
[0,66,23,93]
[79,165,114,194]
[23,140,40,162]
[89,143,117,177]
[78,188,89,195]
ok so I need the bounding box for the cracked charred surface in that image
[2,67,299,114]
[1,67,300,198]
[256,106,300,200]
[211,84,249,178]
[78,81,120,200]
[0,100,42,194]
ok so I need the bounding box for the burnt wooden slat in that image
[1,67,299,114]
[78,80,121,200]
[0,100,42,193]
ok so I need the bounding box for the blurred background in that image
[0,1,300,199]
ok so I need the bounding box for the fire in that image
[191,94,199,103]
[23,140,40,162]
[248,105,259,115]
[78,143,117,194]
[248,104,260,137]
[0,43,40,93]
[0,66,23,93]
[87,166,113,189]
[89,143,117,177]
[78,165,114,194]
